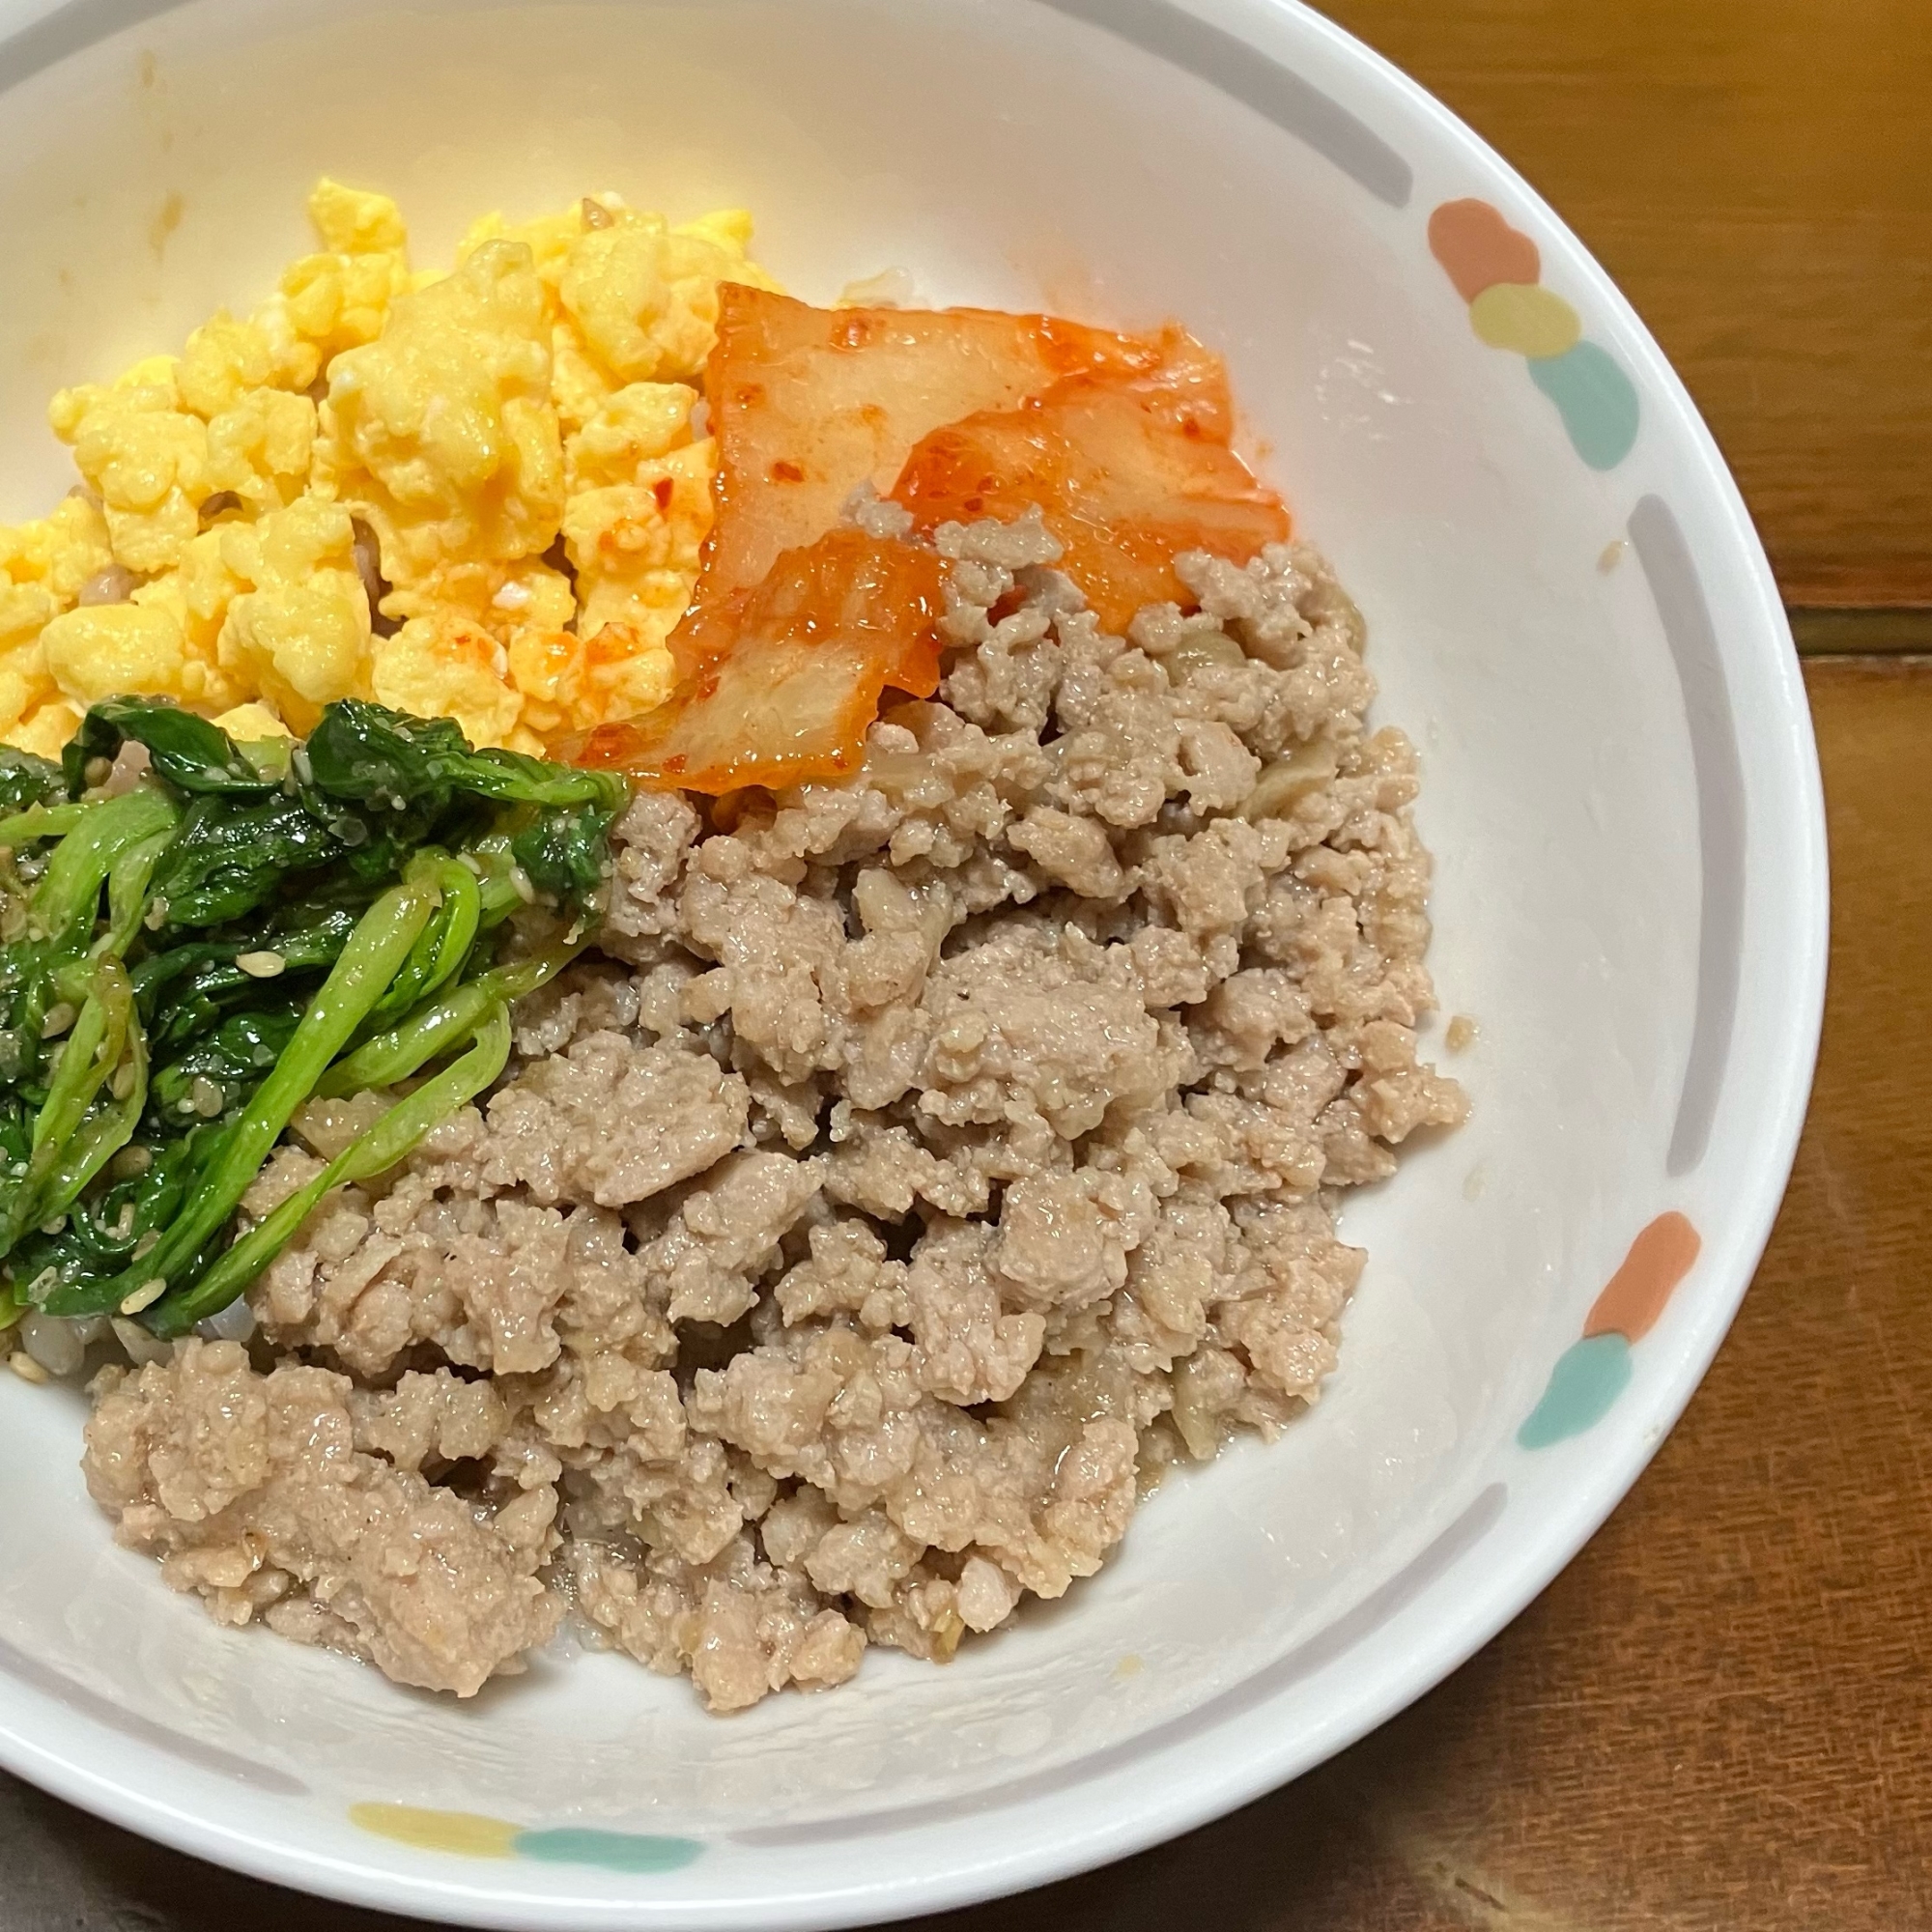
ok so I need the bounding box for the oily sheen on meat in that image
[83,511,1463,1709]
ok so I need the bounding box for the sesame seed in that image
[132,1231,160,1260]
[110,1062,137,1099]
[7,1350,49,1384]
[189,1075,224,1117]
[119,1278,167,1316]
[236,951,286,979]
[39,1002,75,1038]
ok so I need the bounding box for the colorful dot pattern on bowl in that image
[1519,1212,1702,1448]
[1429,198,1640,470]
[348,1804,702,1874]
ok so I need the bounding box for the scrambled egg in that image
[1,180,771,756]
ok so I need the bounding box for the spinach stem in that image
[318,947,576,1095]
[45,870,439,1317]
[153,1004,512,1332]
[31,791,177,943]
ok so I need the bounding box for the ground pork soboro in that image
[83,1341,556,1695]
[80,517,1463,1708]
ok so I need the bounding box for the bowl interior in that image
[0,1,1822,1924]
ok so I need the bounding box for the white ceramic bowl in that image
[0,1,1827,1925]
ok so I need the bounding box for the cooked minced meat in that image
[83,513,1465,1710]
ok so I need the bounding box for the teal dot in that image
[1527,341,1640,470]
[511,1829,703,1874]
[1518,1333,1633,1449]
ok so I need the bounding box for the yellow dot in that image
[349,1804,521,1860]
[1469,282,1582,360]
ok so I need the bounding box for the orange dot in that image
[1583,1212,1701,1344]
[1428,199,1543,303]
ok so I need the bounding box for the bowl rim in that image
[0,0,1829,1924]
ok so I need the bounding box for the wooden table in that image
[7,2,1930,1925]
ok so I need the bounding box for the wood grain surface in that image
[6,3,1930,1927]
